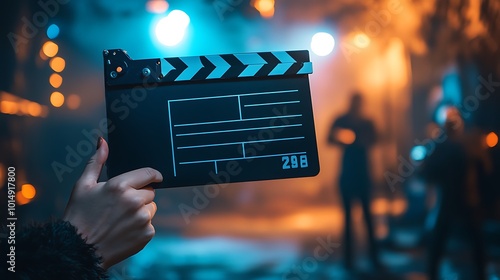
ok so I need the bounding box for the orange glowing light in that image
[353,33,370,48]
[146,0,169,14]
[371,198,389,216]
[21,184,36,199]
[49,57,66,72]
[0,100,19,114]
[16,191,31,205]
[42,41,58,58]
[49,73,63,88]
[335,128,356,145]
[50,92,65,107]
[390,198,408,216]
[18,100,30,115]
[292,213,313,230]
[66,94,81,110]
[253,0,275,18]
[28,102,42,117]
[486,132,498,148]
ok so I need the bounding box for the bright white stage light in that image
[310,32,335,56]
[155,10,190,46]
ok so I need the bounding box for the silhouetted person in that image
[328,93,380,270]
[421,108,486,280]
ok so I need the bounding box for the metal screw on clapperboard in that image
[142,68,151,77]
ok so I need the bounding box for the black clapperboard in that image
[103,49,319,188]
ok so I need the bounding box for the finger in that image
[132,187,155,205]
[108,167,163,190]
[77,137,109,186]
[145,201,157,219]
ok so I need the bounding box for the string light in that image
[42,41,58,58]
[0,91,47,117]
[49,57,66,72]
[50,91,65,107]
[49,73,63,88]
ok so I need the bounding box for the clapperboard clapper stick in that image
[103,49,319,188]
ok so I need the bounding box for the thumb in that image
[77,137,109,186]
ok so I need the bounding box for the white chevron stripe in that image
[272,51,296,63]
[206,55,231,79]
[176,56,204,81]
[161,59,175,77]
[297,62,313,74]
[235,53,267,65]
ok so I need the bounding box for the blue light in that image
[435,105,451,126]
[410,145,427,161]
[155,10,190,47]
[47,24,60,39]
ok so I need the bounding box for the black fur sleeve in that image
[1,220,108,280]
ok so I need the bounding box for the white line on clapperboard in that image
[244,100,300,107]
[167,89,301,177]
[174,114,302,127]
[177,136,305,150]
[175,124,302,137]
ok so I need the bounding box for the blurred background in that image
[1,0,500,279]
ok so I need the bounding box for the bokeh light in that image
[42,41,58,58]
[334,128,356,145]
[67,94,81,110]
[371,198,390,216]
[390,198,408,216]
[50,91,65,107]
[155,10,190,46]
[49,57,66,72]
[0,101,18,115]
[253,0,275,18]
[47,24,60,39]
[146,0,169,14]
[353,32,370,48]
[410,145,427,161]
[16,191,31,205]
[49,73,63,88]
[28,102,43,117]
[311,32,335,56]
[486,132,498,148]
[21,184,36,199]
[435,105,451,126]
